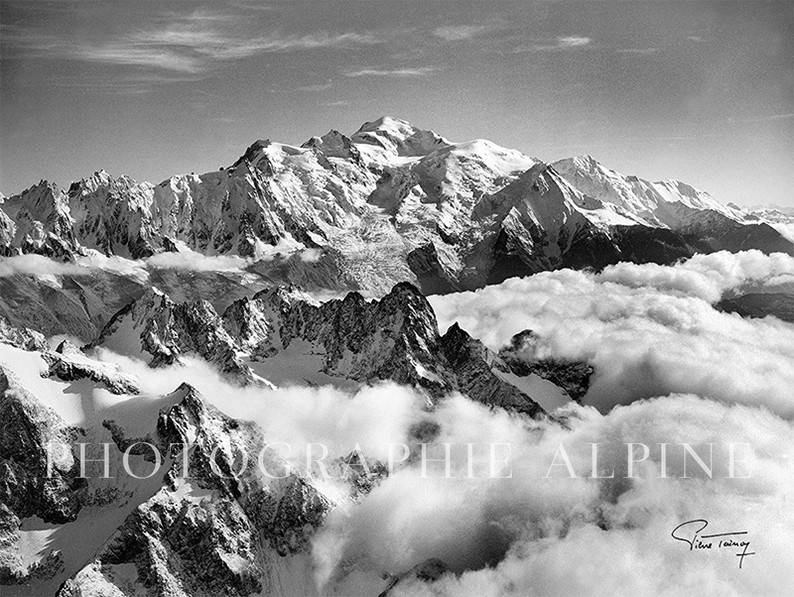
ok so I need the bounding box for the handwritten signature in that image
[671,519,755,569]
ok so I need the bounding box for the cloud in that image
[616,48,658,55]
[726,113,794,124]
[6,9,377,76]
[557,36,591,48]
[91,350,428,468]
[433,25,491,41]
[10,247,791,596]
[344,67,437,78]
[88,343,792,597]
[0,253,149,282]
[0,254,84,278]
[532,36,592,52]
[144,252,249,272]
[314,394,793,596]
[0,245,320,280]
[770,222,794,244]
[430,251,794,418]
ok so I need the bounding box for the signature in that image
[671,519,755,569]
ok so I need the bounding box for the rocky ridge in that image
[3,117,792,297]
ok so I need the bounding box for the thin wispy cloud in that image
[546,36,592,50]
[433,24,491,41]
[344,66,436,77]
[728,113,794,123]
[514,35,593,53]
[5,9,378,76]
[616,48,658,55]
[227,0,280,11]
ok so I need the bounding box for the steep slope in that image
[744,205,794,243]
[716,292,794,323]
[4,117,791,296]
[0,181,76,258]
[553,155,794,256]
[68,171,158,259]
[92,282,544,415]
[59,384,333,597]
[92,287,259,385]
[552,155,742,227]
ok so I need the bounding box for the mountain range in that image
[0,117,791,595]
[2,117,791,297]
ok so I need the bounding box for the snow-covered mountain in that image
[743,204,794,243]
[0,280,584,593]
[90,281,549,416]
[3,117,791,296]
[1,117,791,596]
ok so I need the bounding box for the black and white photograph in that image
[0,1,792,595]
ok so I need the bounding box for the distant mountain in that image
[743,205,794,244]
[3,117,792,295]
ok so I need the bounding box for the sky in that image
[1,0,792,207]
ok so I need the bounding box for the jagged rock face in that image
[268,282,451,391]
[59,384,333,597]
[379,557,451,596]
[439,323,543,417]
[68,171,158,259]
[498,330,594,402]
[222,282,544,412]
[92,282,546,415]
[328,451,388,501]
[3,118,791,295]
[0,258,306,343]
[93,287,256,384]
[0,366,84,524]
[716,292,794,323]
[0,315,48,351]
[0,181,76,258]
[43,340,140,395]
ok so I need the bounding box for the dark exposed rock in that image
[379,557,451,597]
[0,314,48,351]
[407,243,461,295]
[92,287,258,385]
[157,384,333,554]
[60,384,332,596]
[43,340,140,394]
[716,292,794,323]
[440,323,544,416]
[0,366,85,524]
[498,329,594,402]
[328,451,388,500]
[92,281,544,415]
[223,282,545,415]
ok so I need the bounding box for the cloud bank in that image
[0,246,321,281]
[27,248,793,595]
[430,251,794,417]
[94,347,793,596]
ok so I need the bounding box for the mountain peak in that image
[351,116,449,157]
[563,154,608,173]
[355,115,415,133]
